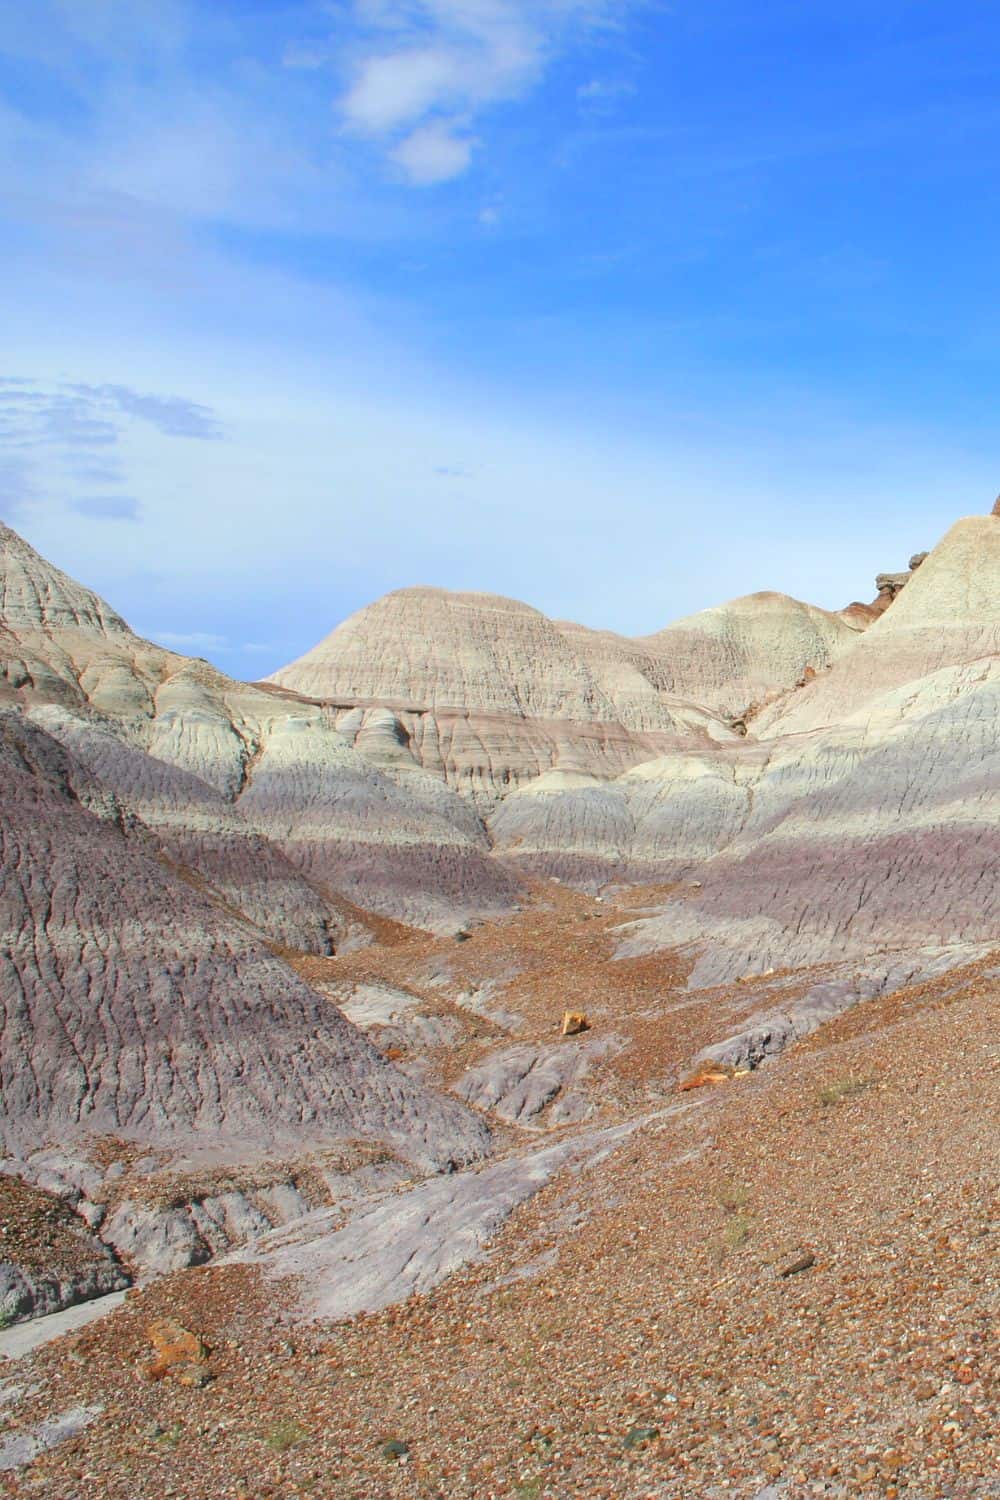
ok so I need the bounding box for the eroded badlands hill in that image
[0,524,505,1310]
[617,515,1000,983]
[268,584,858,803]
[1,508,999,1496]
[0,522,516,932]
[264,515,1000,996]
[0,708,488,1165]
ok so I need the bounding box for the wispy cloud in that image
[576,75,636,114]
[150,632,277,661]
[0,454,39,520]
[326,0,640,184]
[72,494,142,521]
[0,378,223,524]
[152,630,228,651]
[66,384,223,440]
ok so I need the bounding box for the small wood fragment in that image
[779,1251,816,1278]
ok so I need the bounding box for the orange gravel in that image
[2,900,998,1499]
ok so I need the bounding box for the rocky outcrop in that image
[0,1176,128,1327]
[479,512,1000,985]
[757,516,1000,737]
[5,499,1000,1344]
[5,509,1000,1153]
[868,548,928,617]
[452,1036,615,1126]
[228,1118,647,1324]
[0,523,130,638]
[236,707,521,930]
[27,704,338,953]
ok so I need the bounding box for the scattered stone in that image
[779,1251,816,1278]
[381,1438,410,1462]
[146,1318,211,1386]
[679,1066,733,1092]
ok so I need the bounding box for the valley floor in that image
[1,889,998,1499]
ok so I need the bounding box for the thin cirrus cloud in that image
[0,455,38,520]
[152,630,229,651]
[65,384,223,441]
[72,495,142,522]
[0,377,223,526]
[576,76,636,113]
[150,632,276,658]
[324,0,638,184]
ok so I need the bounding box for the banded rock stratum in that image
[1,508,998,1328]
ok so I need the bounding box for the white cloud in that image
[333,0,633,183]
[576,75,636,111]
[343,48,471,134]
[152,630,228,650]
[391,121,477,183]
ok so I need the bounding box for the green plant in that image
[264,1419,307,1452]
[624,1425,660,1450]
[817,1073,877,1108]
[724,1211,752,1249]
[715,1181,749,1212]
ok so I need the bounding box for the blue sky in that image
[2,0,999,676]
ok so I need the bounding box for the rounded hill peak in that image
[268,585,601,717]
[0,521,131,637]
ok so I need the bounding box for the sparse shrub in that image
[715,1181,749,1212]
[711,1180,753,1253]
[151,1422,183,1447]
[817,1073,877,1108]
[724,1211,752,1249]
[264,1419,307,1452]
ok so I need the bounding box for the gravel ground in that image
[1,896,998,1498]
[0,1180,110,1285]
